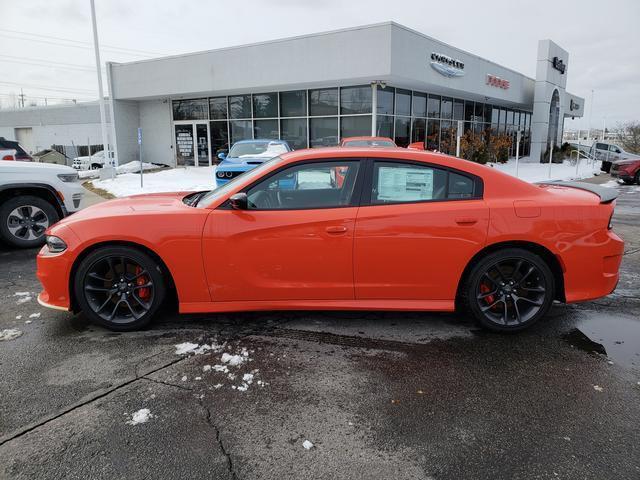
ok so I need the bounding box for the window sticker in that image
[377,166,433,201]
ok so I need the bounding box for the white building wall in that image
[139,99,174,166]
[112,100,139,165]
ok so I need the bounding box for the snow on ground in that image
[302,440,314,450]
[78,161,162,179]
[489,157,602,183]
[126,408,154,425]
[174,341,221,355]
[28,312,41,319]
[92,166,216,197]
[0,329,23,341]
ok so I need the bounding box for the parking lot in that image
[1,178,639,480]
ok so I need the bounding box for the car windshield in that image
[195,156,284,208]
[229,141,288,158]
[343,139,395,147]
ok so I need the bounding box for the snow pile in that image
[126,408,154,425]
[15,292,32,305]
[79,161,162,179]
[174,342,221,356]
[92,166,216,197]
[220,351,247,367]
[489,157,602,183]
[198,346,265,393]
[302,440,314,450]
[28,312,41,319]
[0,329,23,341]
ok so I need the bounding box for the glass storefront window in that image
[453,100,464,120]
[412,92,427,118]
[340,85,371,115]
[474,102,484,122]
[395,89,411,117]
[394,116,410,147]
[281,118,307,149]
[309,117,338,147]
[229,95,252,119]
[280,90,306,117]
[209,121,229,160]
[498,109,506,132]
[309,88,338,116]
[483,104,492,123]
[173,99,208,121]
[209,97,227,120]
[254,119,279,139]
[376,115,393,138]
[427,95,440,118]
[464,102,474,122]
[426,119,440,150]
[411,118,426,143]
[377,86,394,115]
[440,121,456,155]
[506,110,514,127]
[341,115,371,139]
[175,124,195,165]
[230,120,252,143]
[253,93,278,118]
[441,97,453,119]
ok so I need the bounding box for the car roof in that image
[341,136,395,142]
[233,138,287,144]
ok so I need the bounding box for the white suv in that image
[72,150,114,170]
[0,161,85,248]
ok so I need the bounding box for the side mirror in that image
[229,192,248,210]
[217,152,227,160]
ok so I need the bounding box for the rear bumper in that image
[563,230,625,303]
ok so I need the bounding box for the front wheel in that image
[0,195,59,248]
[464,248,555,332]
[74,246,166,331]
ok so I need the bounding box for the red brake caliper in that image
[480,283,495,307]
[135,266,150,300]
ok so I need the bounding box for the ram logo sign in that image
[430,53,465,78]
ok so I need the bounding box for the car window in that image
[609,145,621,153]
[246,161,360,210]
[229,141,288,158]
[371,161,477,204]
[596,143,608,150]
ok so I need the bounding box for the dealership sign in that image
[552,56,566,74]
[570,99,580,111]
[486,74,510,89]
[430,53,465,78]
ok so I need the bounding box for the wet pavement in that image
[0,177,638,479]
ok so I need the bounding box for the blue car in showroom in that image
[215,139,291,187]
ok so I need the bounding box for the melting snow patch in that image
[28,313,41,319]
[15,315,22,320]
[126,408,154,425]
[181,376,187,382]
[593,385,604,392]
[203,365,212,372]
[16,296,32,305]
[302,440,314,450]
[212,364,229,373]
[213,383,223,389]
[0,329,23,341]
[24,320,32,324]
[221,353,246,367]
[174,342,220,355]
[14,292,30,296]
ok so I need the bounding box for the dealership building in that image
[0,22,584,166]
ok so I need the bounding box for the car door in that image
[354,159,489,301]
[202,159,363,302]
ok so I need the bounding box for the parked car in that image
[72,150,113,170]
[0,137,32,161]
[37,148,623,333]
[215,139,291,187]
[340,136,396,147]
[0,160,84,248]
[591,142,638,173]
[0,148,17,160]
[610,157,640,184]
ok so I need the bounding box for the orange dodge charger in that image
[36,148,623,332]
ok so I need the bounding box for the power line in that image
[0,29,167,57]
[0,58,96,72]
[0,80,96,95]
[0,92,95,101]
[0,54,95,70]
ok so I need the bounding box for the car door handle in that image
[455,217,478,225]
[325,226,348,234]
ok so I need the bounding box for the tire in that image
[635,171,640,185]
[0,195,59,248]
[463,248,555,333]
[74,246,166,331]
[90,163,102,170]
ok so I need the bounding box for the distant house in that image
[33,149,69,166]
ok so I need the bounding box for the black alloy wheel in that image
[74,246,165,331]
[465,248,555,332]
[0,195,59,248]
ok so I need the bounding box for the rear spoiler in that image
[536,180,618,204]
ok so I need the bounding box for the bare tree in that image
[618,121,640,154]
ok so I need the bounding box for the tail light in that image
[2,155,14,160]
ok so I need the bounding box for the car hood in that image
[58,191,194,225]
[220,155,275,166]
[614,157,640,165]
[0,160,76,174]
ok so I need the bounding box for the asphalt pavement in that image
[0,179,638,480]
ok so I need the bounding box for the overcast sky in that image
[1,0,638,130]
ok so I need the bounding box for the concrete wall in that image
[112,100,139,165]
[139,99,174,166]
[110,24,393,100]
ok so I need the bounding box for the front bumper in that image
[610,170,634,182]
[36,224,79,311]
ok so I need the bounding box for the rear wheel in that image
[464,248,555,332]
[0,195,59,248]
[74,246,166,331]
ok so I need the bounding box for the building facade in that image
[0,22,584,167]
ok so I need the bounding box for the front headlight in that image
[46,235,67,253]
[57,173,79,182]
[216,171,226,178]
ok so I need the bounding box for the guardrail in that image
[570,149,599,176]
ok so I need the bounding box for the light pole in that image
[89,0,111,174]
[586,89,594,144]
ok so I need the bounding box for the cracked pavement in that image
[0,176,638,479]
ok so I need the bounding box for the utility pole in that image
[18,88,25,108]
[587,89,594,144]
[89,0,111,174]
